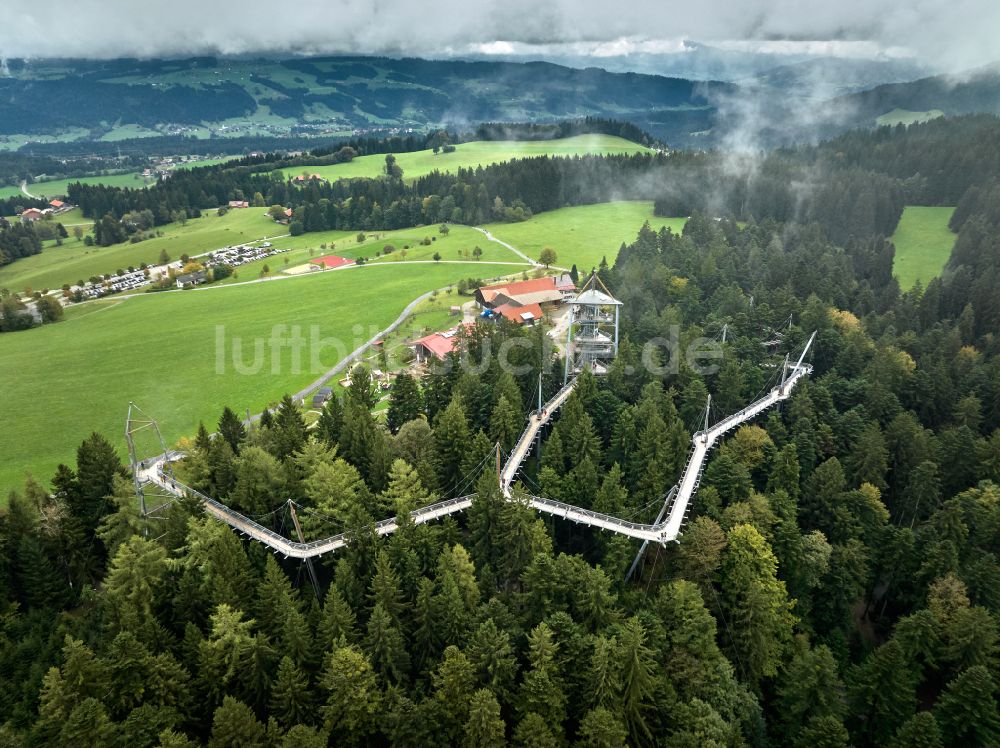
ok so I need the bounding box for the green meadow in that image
[222,224,529,283]
[0,261,504,497]
[483,201,688,270]
[276,135,651,183]
[0,156,239,200]
[890,206,956,289]
[0,172,155,200]
[0,208,285,292]
[0,200,668,294]
[876,109,945,127]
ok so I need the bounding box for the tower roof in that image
[571,288,622,306]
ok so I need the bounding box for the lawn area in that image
[0,209,283,292]
[876,109,945,127]
[0,156,238,200]
[276,135,651,182]
[224,224,528,283]
[890,206,956,289]
[0,172,154,200]
[483,201,688,270]
[0,261,503,498]
[2,209,94,230]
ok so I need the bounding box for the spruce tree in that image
[934,665,1000,746]
[432,646,476,743]
[577,706,628,747]
[318,585,358,647]
[319,646,381,739]
[513,712,557,747]
[218,406,247,454]
[316,395,343,446]
[378,458,435,517]
[467,619,518,705]
[73,431,125,528]
[433,395,472,496]
[462,689,505,748]
[777,642,846,738]
[369,551,408,622]
[270,656,312,728]
[347,364,378,411]
[207,696,266,748]
[719,524,796,684]
[387,371,423,433]
[847,640,918,743]
[488,395,521,453]
[888,712,944,748]
[364,603,410,684]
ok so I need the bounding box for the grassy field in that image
[276,135,651,183]
[0,156,237,200]
[0,209,285,292]
[483,201,688,270]
[0,199,667,293]
[0,261,507,497]
[223,225,529,283]
[876,109,945,127]
[890,206,956,289]
[0,172,155,200]
[3,208,94,230]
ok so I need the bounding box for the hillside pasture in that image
[0,208,284,293]
[875,108,945,127]
[276,135,652,183]
[0,172,155,201]
[482,201,688,271]
[890,205,956,289]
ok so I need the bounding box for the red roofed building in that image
[309,255,354,271]
[49,199,66,210]
[20,208,44,222]
[475,274,574,308]
[408,323,474,363]
[493,302,544,326]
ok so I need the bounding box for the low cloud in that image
[1,0,995,73]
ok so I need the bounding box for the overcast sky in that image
[3,0,995,73]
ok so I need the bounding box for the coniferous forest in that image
[3,115,1000,747]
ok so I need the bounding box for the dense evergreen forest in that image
[3,116,1000,746]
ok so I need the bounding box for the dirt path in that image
[472,227,540,266]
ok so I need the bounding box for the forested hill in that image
[0,56,731,147]
[838,64,1000,124]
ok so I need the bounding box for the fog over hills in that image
[1,0,998,151]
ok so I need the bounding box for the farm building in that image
[19,208,44,222]
[49,199,72,213]
[409,324,472,363]
[312,386,333,408]
[228,200,249,209]
[175,270,207,288]
[489,301,544,326]
[309,255,354,271]
[475,274,575,309]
